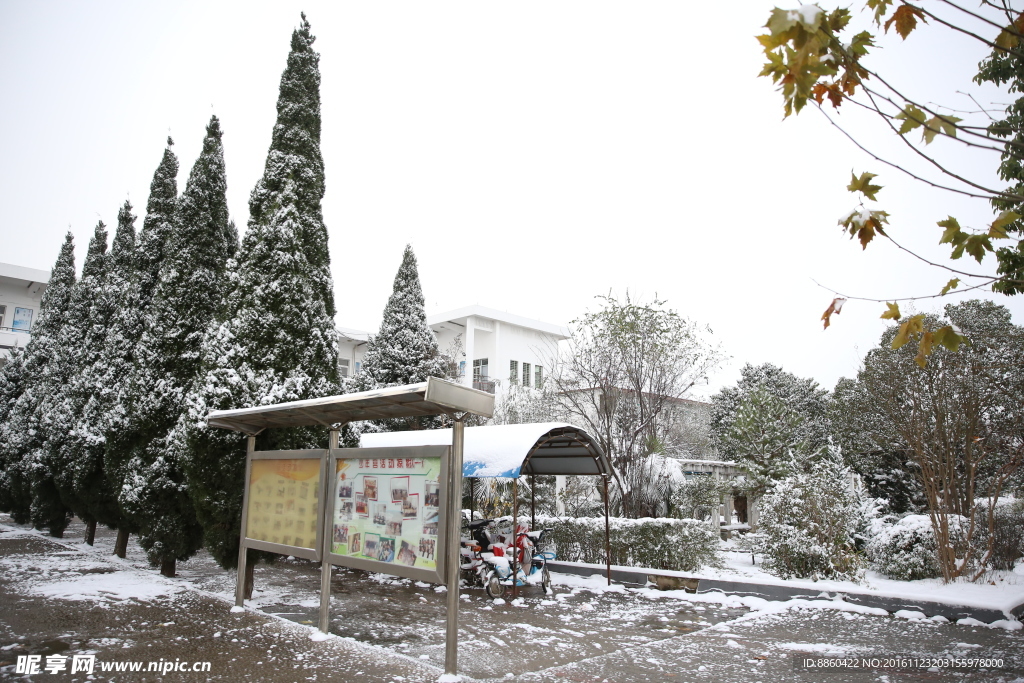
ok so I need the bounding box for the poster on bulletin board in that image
[242,452,326,561]
[327,445,449,584]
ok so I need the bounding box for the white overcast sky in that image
[2,1,1022,397]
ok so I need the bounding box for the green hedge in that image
[492,515,720,572]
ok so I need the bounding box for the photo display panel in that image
[245,457,322,551]
[328,446,449,583]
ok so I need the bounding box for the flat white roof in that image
[427,305,569,340]
[0,262,50,285]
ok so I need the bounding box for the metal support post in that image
[444,418,466,677]
[512,477,519,599]
[235,435,256,607]
[319,429,339,634]
[603,476,612,586]
[530,474,535,530]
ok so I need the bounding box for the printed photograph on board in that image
[329,454,442,572]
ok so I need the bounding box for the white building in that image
[337,305,569,397]
[0,262,49,365]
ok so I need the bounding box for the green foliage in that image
[757,448,865,581]
[181,15,338,570]
[521,515,721,572]
[866,515,941,581]
[670,474,729,520]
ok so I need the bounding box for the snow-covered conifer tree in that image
[0,233,77,534]
[44,222,109,544]
[359,245,448,390]
[355,245,448,431]
[0,347,28,514]
[119,117,232,577]
[103,141,179,554]
[79,201,141,556]
[180,16,338,580]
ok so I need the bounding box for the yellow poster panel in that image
[331,455,441,571]
[245,459,321,550]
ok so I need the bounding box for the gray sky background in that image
[2,1,1022,397]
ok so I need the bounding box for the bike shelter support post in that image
[603,475,611,586]
[235,435,256,607]
[469,477,475,520]
[444,417,466,677]
[512,477,519,600]
[318,428,340,634]
[530,474,535,531]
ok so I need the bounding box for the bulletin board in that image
[325,445,450,584]
[240,450,328,561]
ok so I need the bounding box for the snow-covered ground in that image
[706,543,1024,619]
[2,516,1023,682]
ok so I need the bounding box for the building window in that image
[522,362,531,386]
[509,360,518,383]
[459,360,466,377]
[0,305,5,329]
[473,358,489,381]
[355,361,361,374]
[339,359,350,377]
[12,307,32,332]
[534,365,543,389]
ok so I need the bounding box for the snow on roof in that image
[426,305,569,340]
[361,422,611,479]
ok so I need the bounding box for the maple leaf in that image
[937,216,962,244]
[847,171,882,200]
[921,115,961,144]
[840,208,889,248]
[884,4,926,40]
[914,329,933,368]
[892,314,925,350]
[866,0,894,24]
[963,234,993,263]
[989,210,1020,238]
[995,24,1020,51]
[880,301,901,320]
[940,278,960,295]
[933,325,968,352]
[894,104,926,135]
[821,297,847,329]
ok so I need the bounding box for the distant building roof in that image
[427,305,569,340]
[0,262,50,287]
[337,326,371,343]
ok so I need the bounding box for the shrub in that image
[867,515,941,581]
[974,499,1024,571]
[757,450,865,581]
[494,514,720,572]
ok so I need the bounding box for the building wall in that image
[0,263,49,363]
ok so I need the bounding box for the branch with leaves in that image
[759,0,1024,363]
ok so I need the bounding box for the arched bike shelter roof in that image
[361,422,614,480]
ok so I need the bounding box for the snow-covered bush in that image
[670,475,728,521]
[974,499,1024,571]
[757,450,864,581]
[497,515,720,572]
[866,515,941,581]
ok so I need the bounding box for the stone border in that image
[547,560,1023,624]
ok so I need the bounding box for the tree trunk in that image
[244,553,255,600]
[160,558,176,578]
[48,527,64,539]
[114,529,129,559]
[84,520,97,546]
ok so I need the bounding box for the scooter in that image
[460,518,514,600]
[510,525,555,595]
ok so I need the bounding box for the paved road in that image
[1,517,1021,682]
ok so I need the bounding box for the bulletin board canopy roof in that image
[206,377,495,436]
[361,423,614,479]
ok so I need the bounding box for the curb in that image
[547,560,1024,624]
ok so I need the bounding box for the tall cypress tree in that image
[45,222,109,541]
[180,15,338,580]
[120,116,232,577]
[0,347,27,516]
[0,233,77,534]
[64,204,138,547]
[104,140,178,539]
[359,245,448,390]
